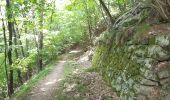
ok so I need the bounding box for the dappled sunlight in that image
[58,60,66,63]
[77,50,92,62]
[57,79,63,82]
[44,78,63,86]
[73,69,79,74]
[2,0,170,99]
[40,88,46,92]
[78,56,88,62]
[69,50,81,54]
[45,80,57,85]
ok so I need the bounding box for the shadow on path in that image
[25,61,65,100]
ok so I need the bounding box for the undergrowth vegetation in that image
[55,70,118,100]
[1,0,170,99]
[0,0,91,97]
[63,61,85,77]
[9,60,57,100]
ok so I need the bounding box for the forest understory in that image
[11,49,119,100]
[1,0,170,100]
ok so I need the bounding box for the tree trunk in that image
[0,7,9,96]
[37,0,45,71]
[24,27,32,79]
[83,0,93,46]
[13,24,23,85]
[14,26,25,57]
[6,0,14,96]
[99,0,114,24]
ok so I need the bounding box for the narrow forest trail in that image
[25,61,65,100]
[22,49,86,100]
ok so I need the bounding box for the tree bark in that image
[37,0,45,71]
[14,25,25,57]
[6,0,14,96]
[23,26,32,79]
[13,24,23,85]
[99,0,114,24]
[0,7,9,96]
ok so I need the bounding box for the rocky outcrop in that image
[92,23,170,99]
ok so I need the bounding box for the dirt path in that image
[23,49,90,100]
[25,61,65,100]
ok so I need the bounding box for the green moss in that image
[123,18,139,27]
[92,42,142,98]
[136,23,150,33]
[92,21,170,99]
[92,44,109,69]
[149,36,156,45]
[134,23,151,42]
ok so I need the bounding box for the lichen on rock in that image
[92,22,170,99]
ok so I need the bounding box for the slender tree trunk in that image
[25,28,29,56]
[38,32,43,70]
[23,26,32,79]
[6,0,14,96]
[7,13,14,96]
[15,26,25,57]
[99,0,114,24]
[18,33,25,57]
[50,1,55,30]
[83,0,93,46]
[13,24,23,85]
[15,22,32,81]
[0,7,9,96]
[37,0,45,71]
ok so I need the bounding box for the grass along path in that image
[11,50,85,100]
[55,50,118,100]
[24,61,65,100]
[11,60,65,100]
[9,60,57,100]
[12,49,116,100]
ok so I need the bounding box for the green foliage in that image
[63,61,84,77]
[13,53,37,72]
[9,60,57,100]
[47,10,88,50]
[0,53,6,97]
[2,0,164,98]
[93,43,142,98]
[0,0,94,97]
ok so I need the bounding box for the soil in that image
[23,50,87,100]
[56,72,119,100]
[19,49,117,100]
[25,61,65,100]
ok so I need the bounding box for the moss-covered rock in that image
[92,23,170,99]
